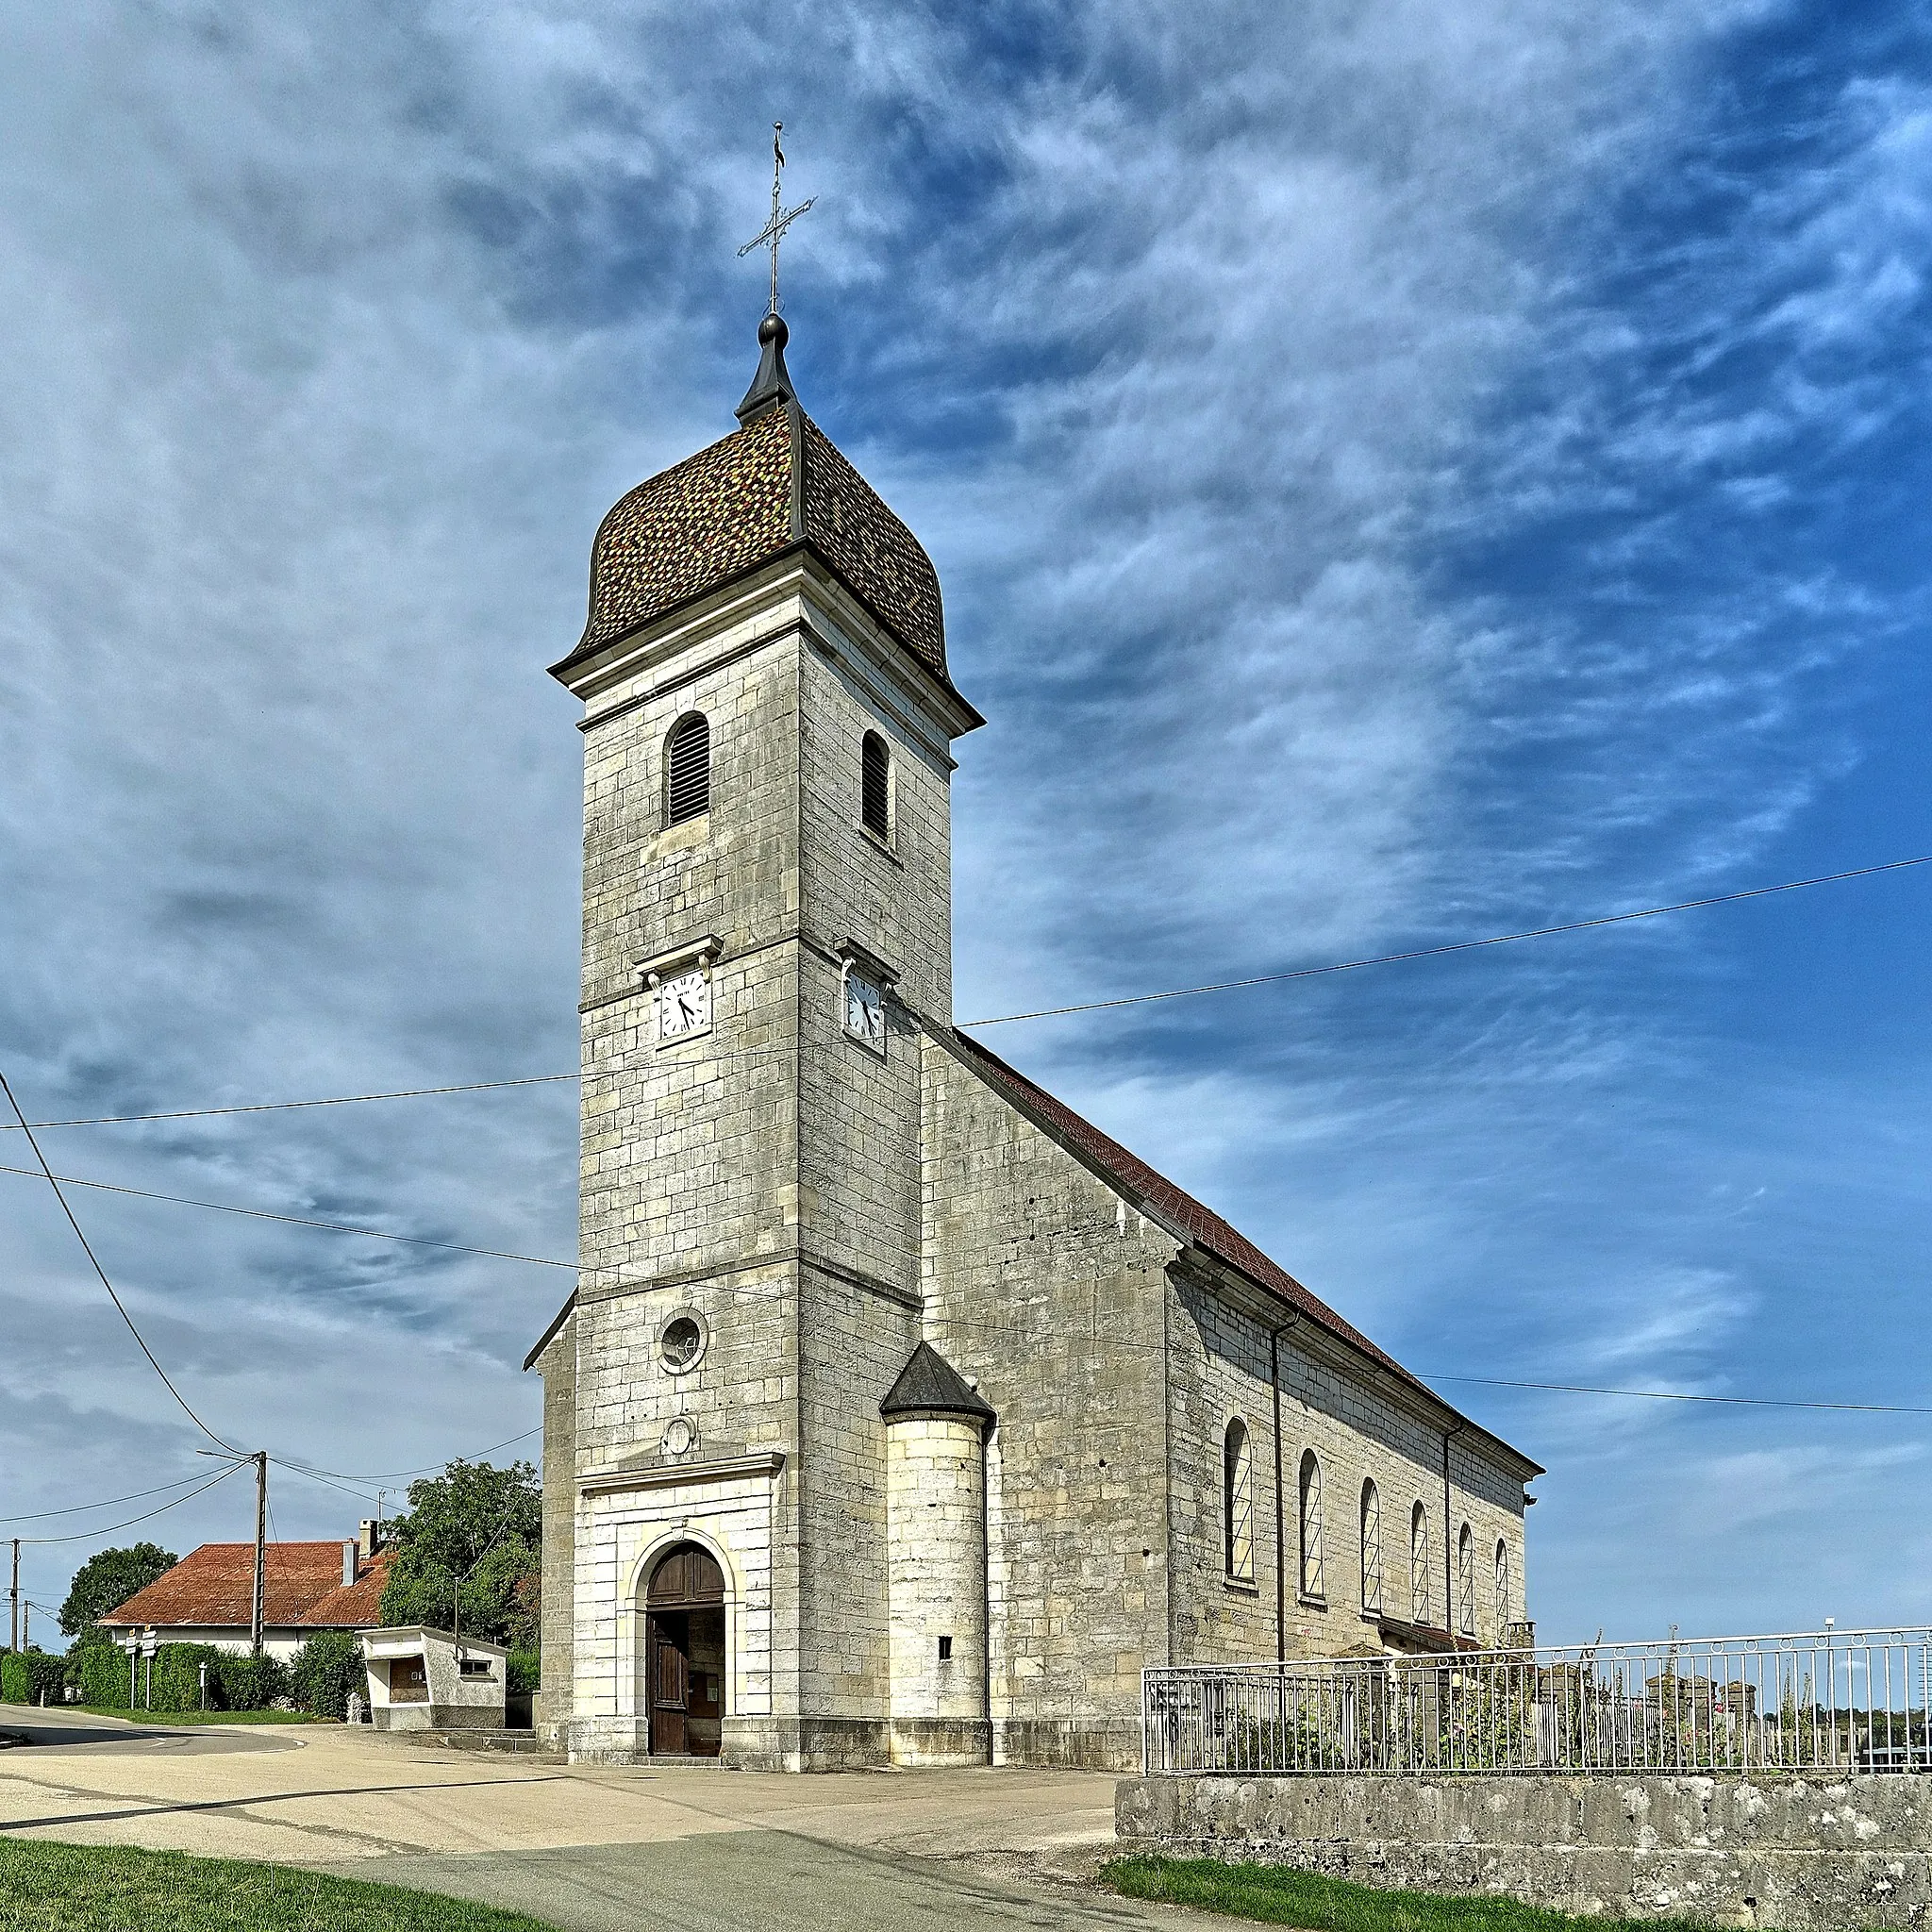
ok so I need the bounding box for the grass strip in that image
[0,1839,559,1931]
[51,1707,322,1725]
[1102,1856,1787,1931]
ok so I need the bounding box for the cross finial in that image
[738,121,815,317]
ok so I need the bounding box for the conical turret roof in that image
[879,1341,994,1425]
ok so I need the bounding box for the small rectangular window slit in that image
[937,1635,953,1663]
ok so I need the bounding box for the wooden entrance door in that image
[645,1544,724,1757]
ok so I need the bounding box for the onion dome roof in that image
[558,314,951,689]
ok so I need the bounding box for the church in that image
[526,309,1541,1772]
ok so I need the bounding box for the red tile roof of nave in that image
[946,1028,1540,1472]
[100,1543,393,1631]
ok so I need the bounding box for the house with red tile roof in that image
[98,1524,393,1660]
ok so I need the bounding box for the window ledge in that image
[857,823,902,866]
[1223,1575,1260,1596]
[1298,1593,1329,1611]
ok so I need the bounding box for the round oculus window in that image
[660,1314,704,1373]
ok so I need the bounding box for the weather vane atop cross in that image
[738,122,815,318]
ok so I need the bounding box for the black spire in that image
[735,312,796,425]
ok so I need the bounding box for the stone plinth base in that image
[890,1719,991,1767]
[999,1717,1140,1772]
[373,1703,503,1732]
[1116,1774,1932,1931]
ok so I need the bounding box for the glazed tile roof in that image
[564,403,951,687]
[99,1543,394,1632]
[947,1029,1540,1474]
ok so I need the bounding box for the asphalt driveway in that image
[0,1708,1209,1931]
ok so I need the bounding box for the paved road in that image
[0,1704,299,1755]
[0,1709,1210,1931]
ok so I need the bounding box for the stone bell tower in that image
[529,311,983,1767]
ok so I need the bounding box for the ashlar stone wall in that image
[1167,1265,1529,1660]
[921,1028,1180,1769]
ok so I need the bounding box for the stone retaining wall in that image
[1116,1773,1932,1929]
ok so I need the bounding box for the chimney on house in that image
[341,1541,358,1588]
[358,1519,379,1560]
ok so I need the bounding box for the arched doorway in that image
[644,1543,725,1757]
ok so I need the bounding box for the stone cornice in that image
[577,1449,786,1495]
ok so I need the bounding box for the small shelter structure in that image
[360,1626,507,1731]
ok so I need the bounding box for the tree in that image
[291,1630,364,1720]
[59,1543,177,1638]
[376,1459,540,1647]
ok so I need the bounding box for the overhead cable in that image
[1423,1374,1932,1416]
[958,854,1932,1027]
[0,1468,242,1525]
[273,1425,542,1487]
[0,1073,579,1133]
[0,1161,577,1270]
[0,1070,237,1454]
[8,1150,1926,1426]
[3,850,1924,1143]
[20,1457,249,1546]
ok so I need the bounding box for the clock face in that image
[658,968,711,1041]
[844,973,886,1053]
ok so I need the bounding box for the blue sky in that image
[1,0,1927,1645]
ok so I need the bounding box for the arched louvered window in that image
[665,714,710,826]
[1298,1450,1324,1600]
[1494,1538,1511,1635]
[1223,1419,1253,1580]
[1359,1479,1383,1616]
[1409,1501,1430,1624]
[1457,1522,1475,1636]
[860,730,891,840]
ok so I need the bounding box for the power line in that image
[0,850,1921,1150]
[266,1457,383,1507]
[19,1457,249,1547]
[0,1070,236,1455]
[10,1140,1924,1427]
[958,854,1932,1027]
[1422,1374,1932,1416]
[0,1469,239,1525]
[0,1161,577,1270]
[274,1426,543,1487]
[0,1074,579,1133]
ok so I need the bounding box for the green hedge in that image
[1,1649,70,1707]
[62,1641,293,1713]
[507,1649,540,1696]
[75,1641,137,1709]
[150,1643,225,1710]
[211,1650,289,1711]
[291,1631,362,1719]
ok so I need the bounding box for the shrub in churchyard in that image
[291,1631,364,1720]
[377,1459,541,1648]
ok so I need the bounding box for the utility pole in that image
[8,1539,18,1655]
[251,1451,268,1656]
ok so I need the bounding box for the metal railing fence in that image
[1141,1627,1932,1777]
